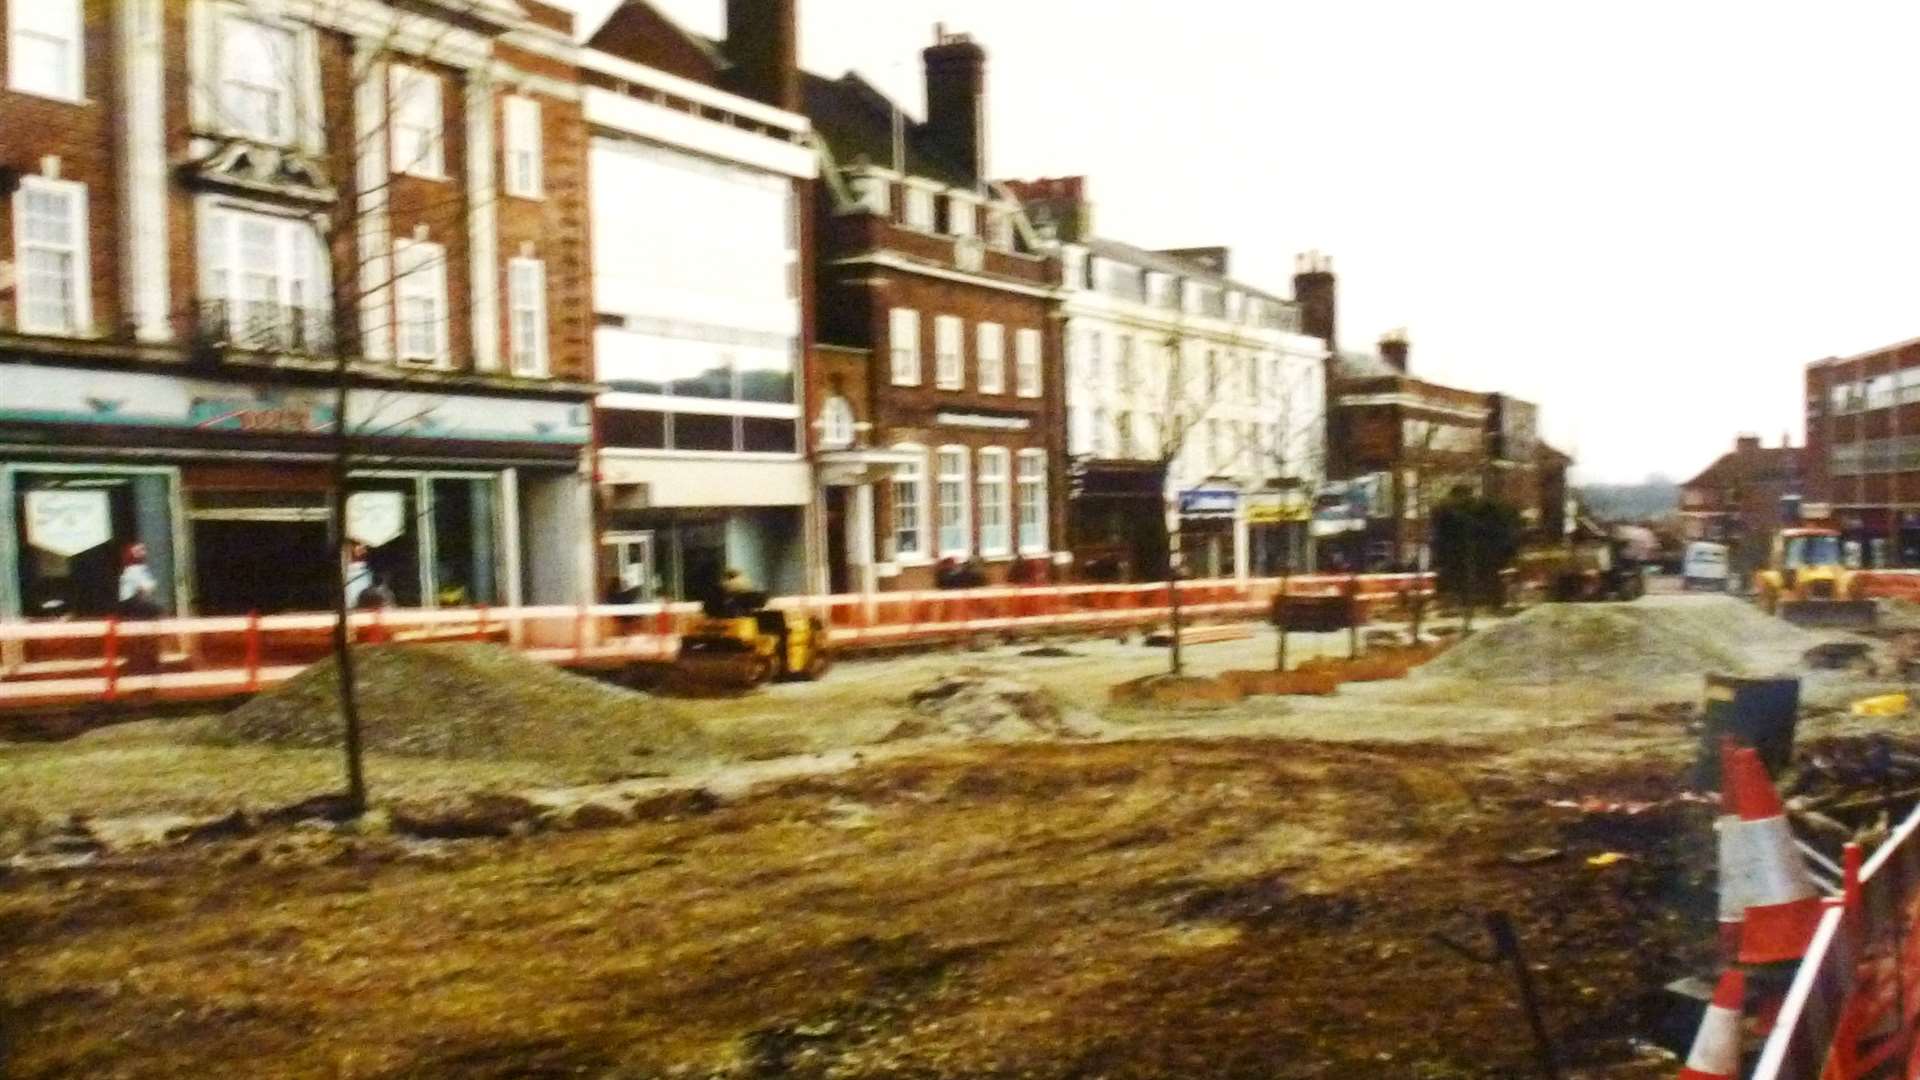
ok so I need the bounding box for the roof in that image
[1332,350,1399,380]
[801,71,977,188]
[1082,237,1291,307]
[1681,444,1800,490]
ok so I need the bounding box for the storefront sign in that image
[1179,487,1239,518]
[934,412,1032,431]
[2,367,590,445]
[1312,476,1385,536]
[24,490,112,557]
[345,491,406,548]
[1246,491,1311,525]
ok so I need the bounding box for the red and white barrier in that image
[1679,969,1747,1080]
[0,574,1435,712]
[1724,745,1826,966]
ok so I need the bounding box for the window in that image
[389,65,445,178]
[905,185,937,230]
[1017,450,1048,555]
[888,308,921,385]
[948,196,976,237]
[8,0,81,100]
[13,178,89,336]
[852,174,891,216]
[977,448,1011,556]
[987,208,1015,249]
[1116,411,1134,457]
[892,446,928,561]
[819,396,855,449]
[935,315,964,390]
[976,323,1005,394]
[508,257,548,375]
[200,204,326,350]
[1015,328,1042,398]
[936,446,970,557]
[394,238,449,364]
[1092,408,1111,458]
[504,95,543,198]
[220,17,296,143]
[1088,333,1105,387]
[1117,337,1135,393]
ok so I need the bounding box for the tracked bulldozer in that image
[673,590,831,690]
[1755,527,1876,629]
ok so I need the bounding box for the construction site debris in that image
[1851,692,1910,717]
[1107,672,1243,708]
[896,668,1097,740]
[214,644,706,775]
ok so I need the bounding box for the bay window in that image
[977,448,1011,556]
[1017,450,1048,555]
[13,178,89,336]
[891,445,928,562]
[199,204,327,351]
[936,446,970,557]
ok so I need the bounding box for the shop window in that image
[601,408,667,450]
[430,478,498,606]
[11,469,178,619]
[673,413,735,452]
[349,480,422,608]
[188,487,333,616]
[742,417,798,454]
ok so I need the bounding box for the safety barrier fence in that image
[1754,803,1920,1079]
[0,573,1435,711]
[1856,571,1920,602]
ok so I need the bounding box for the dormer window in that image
[220,17,296,144]
[947,196,976,238]
[851,173,891,216]
[904,185,936,231]
[987,209,1015,250]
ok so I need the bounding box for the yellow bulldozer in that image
[673,590,832,689]
[1754,527,1876,629]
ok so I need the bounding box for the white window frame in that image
[8,0,83,102]
[936,445,971,558]
[12,177,91,336]
[507,256,548,376]
[977,447,1011,557]
[935,315,965,390]
[986,207,1015,250]
[1016,449,1048,556]
[819,396,856,450]
[503,94,543,198]
[389,64,446,179]
[198,201,327,350]
[904,184,938,231]
[947,194,977,238]
[1015,328,1043,398]
[888,307,921,386]
[976,322,1006,394]
[217,15,298,145]
[851,172,891,216]
[891,444,929,563]
[393,238,450,366]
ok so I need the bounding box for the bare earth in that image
[0,594,1899,1078]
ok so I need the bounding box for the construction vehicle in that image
[1523,534,1647,602]
[1754,527,1876,628]
[673,590,832,688]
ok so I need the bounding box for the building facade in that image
[804,28,1067,594]
[1008,177,1326,582]
[1804,337,1920,567]
[0,0,596,624]
[1680,434,1802,583]
[581,0,817,603]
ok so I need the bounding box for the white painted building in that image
[1055,238,1328,580]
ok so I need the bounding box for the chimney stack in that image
[1736,434,1761,454]
[723,0,799,112]
[1379,328,1409,372]
[1293,251,1336,354]
[923,26,988,181]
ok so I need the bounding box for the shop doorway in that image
[825,488,852,595]
[193,519,334,615]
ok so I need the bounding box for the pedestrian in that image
[117,542,163,681]
[343,543,373,608]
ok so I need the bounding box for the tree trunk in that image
[1275,568,1290,672]
[330,375,368,816]
[1348,571,1361,660]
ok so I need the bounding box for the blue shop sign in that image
[1179,487,1239,518]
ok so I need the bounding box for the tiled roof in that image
[801,71,977,188]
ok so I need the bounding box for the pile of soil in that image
[214,644,705,773]
[1421,597,1822,683]
[890,668,1099,741]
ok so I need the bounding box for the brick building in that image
[580,0,819,602]
[1680,434,1801,583]
[0,0,597,623]
[803,27,1066,593]
[1804,337,1920,566]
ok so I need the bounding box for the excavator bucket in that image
[1778,599,1877,630]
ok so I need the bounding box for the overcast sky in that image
[562,0,1920,483]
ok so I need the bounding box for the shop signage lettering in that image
[1179,487,1239,518]
[1246,491,1311,524]
[24,489,112,557]
[934,412,1032,431]
[189,398,331,434]
[346,491,406,548]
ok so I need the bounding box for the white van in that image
[1682,541,1730,591]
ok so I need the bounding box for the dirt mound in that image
[215,644,705,774]
[890,668,1099,741]
[1420,597,1823,683]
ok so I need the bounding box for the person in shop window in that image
[343,543,373,609]
[118,542,163,679]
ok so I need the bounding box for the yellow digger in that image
[674,590,832,689]
[1755,527,1876,629]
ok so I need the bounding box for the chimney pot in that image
[723,0,800,112]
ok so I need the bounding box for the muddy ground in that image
[0,594,1906,1078]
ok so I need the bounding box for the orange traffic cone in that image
[1678,969,1746,1079]
[1723,744,1824,965]
[1714,764,1747,961]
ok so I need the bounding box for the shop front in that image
[1245,488,1314,576]
[1177,486,1242,580]
[0,366,594,622]
[597,453,812,604]
[1066,459,1167,583]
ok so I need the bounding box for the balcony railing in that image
[197,299,335,356]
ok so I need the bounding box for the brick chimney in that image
[1293,251,1336,353]
[723,0,799,112]
[923,25,988,181]
[1736,434,1761,454]
[1379,329,1409,372]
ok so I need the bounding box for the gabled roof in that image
[1682,445,1800,490]
[801,71,977,189]
[584,0,727,84]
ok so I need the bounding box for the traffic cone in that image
[1678,969,1746,1079]
[1714,758,1747,961]
[1723,744,1824,965]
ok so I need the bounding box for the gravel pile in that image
[890,668,1101,742]
[1420,597,1824,684]
[215,644,706,774]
